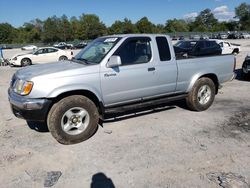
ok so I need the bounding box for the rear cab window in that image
[156,36,171,61]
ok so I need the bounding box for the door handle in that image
[148,67,155,72]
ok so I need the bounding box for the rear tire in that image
[47,95,99,145]
[21,58,32,67]
[186,77,216,111]
[59,56,68,61]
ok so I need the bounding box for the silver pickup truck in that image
[8,34,235,144]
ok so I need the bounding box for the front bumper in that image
[8,88,52,121]
[9,60,20,66]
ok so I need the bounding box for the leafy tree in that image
[165,19,189,32]
[153,24,166,33]
[70,16,81,40]
[192,9,218,31]
[235,3,250,30]
[109,18,138,34]
[212,22,228,32]
[78,14,107,40]
[136,17,154,33]
[42,16,61,43]
[59,15,73,41]
[0,23,16,43]
[225,20,240,31]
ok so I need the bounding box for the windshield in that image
[175,41,197,49]
[74,37,121,64]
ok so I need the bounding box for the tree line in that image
[0,2,249,44]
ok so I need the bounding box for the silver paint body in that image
[10,34,235,108]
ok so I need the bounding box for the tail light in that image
[71,51,73,56]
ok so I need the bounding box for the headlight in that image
[12,57,17,61]
[14,79,33,95]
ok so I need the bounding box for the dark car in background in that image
[73,42,88,49]
[227,33,240,39]
[174,40,222,58]
[242,54,250,79]
[53,42,73,49]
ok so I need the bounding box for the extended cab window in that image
[156,37,171,61]
[114,37,152,65]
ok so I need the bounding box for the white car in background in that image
[240,33,250,39]
[10,47,73,66]
[21,45,38,51]
[214,40,241,55]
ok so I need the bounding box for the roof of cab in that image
[101,34,169,38]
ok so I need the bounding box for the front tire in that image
[47,95,99,144]
[186,77,216,111]
[21,58,32,67]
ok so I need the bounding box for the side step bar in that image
[104,94,188,114]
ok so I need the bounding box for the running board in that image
[104,94,188,114]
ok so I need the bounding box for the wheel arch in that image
[48,89,104,118]
[59,55,68,61]
[232,48,239,54]
[187,73,219,94]
[21,57,32,64]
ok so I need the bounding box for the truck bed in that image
[175,54,235,92]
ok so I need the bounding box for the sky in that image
[0,0,248,28]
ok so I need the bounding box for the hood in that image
[15,60,93,80]
[11,52,33,59]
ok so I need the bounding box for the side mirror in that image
[107,55,122,68]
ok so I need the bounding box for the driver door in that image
[100,37,158,106]
[32,48,48,64]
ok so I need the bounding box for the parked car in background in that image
[53,42,73,49]
[242,54,250,79]
[227,33,240,39]
[21,45,38,51]
[200,35,209,40]
[171,35,178,40]
[10,47,73,67]
[174,40,222,57]
[179,36,185,40]
[240,33,250,39]
[73,42,88,49]
[174,40,196,54]
[189,35,200,40]
[214,40,241,55]
[0,44,13,49]
[210,34,218,39]
[218,33,228,39]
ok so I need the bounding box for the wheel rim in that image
[22,59,30,66]
[60,56,67,61]
[242,67,248,74]
[197,85,212,105]
[61,107,90,135]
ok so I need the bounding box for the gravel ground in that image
[0,40,250,188]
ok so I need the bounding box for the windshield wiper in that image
[71,57,90,64]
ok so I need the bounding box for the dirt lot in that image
[0,40,250,188]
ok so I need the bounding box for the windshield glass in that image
[175,41,196,49]
[74,37,121,64]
